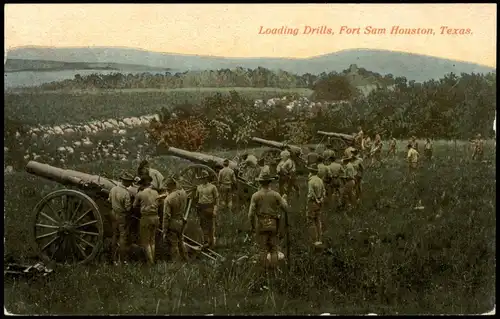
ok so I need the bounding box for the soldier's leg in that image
[315,211,323,243]
[227,190,233,213]
[278,178,286,196]
[139,217,151,264]
[178,233,188,261]
[117,215,129,262]
[219,188,227,213]
[110,216,119,261]
[166,230,179,262]
[198,208,210,246]
[256,231,268,267]
[150,216,159,264]
[208,210,216,248]
[267,232,279,268]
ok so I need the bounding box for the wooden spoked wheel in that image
[177,164,218,198]
[31,189,104,265]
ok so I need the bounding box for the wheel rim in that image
[32,189,104,265]
[177,164,217,198]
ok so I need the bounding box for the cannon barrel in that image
[317,131,355,141]
[26,161,118,191]
[165,147,239,170]
[251,137,303,154]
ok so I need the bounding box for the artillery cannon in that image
[317,130,356,151]
[25,161,223,266]
[162,146,258,200]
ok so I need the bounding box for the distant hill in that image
[6,46,496,82]
[4,58,172,73]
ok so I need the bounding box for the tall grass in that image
[3,142,495,315]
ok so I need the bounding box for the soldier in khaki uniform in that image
[248,171,289,268]
[137,160,165,193]
[424,138,433,161]
[108,172,134,262]
[472,133,485,161]
[240,153,259,184]
[370,134,383,167]
[161,178,188,262]
[326,153,344,206]
[132,175,160,265]
[340,155,357,210]
[194,171,219,249]
[257,157,271,177]
[411,136,419,152]
[362,136,372,158]
[351,149,364,202]
[316,155,331,207]
[387,138,397,158]
[354,126,364,150]
[218,159,237,214]
[344,145,356,158]
[306,147,319,166]
[407,144,419,180]
[276,150,296,196]
[306,163,326,246]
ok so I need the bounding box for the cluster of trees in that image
[148,71,496,151]
[27,66,394,91]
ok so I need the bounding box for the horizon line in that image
[7,45,497,69]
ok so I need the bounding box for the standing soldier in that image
[344,145,356,159]
[340,155,357,211]
[108,172,134,263]
[194,171,219,249]
[387,137,397,158]
[257,157,271,176]
[354,126,364,150]
[370,134,383,168]
[161,178,188,262]
[362,135,372,158]
[307,146,319,166]
[326,153,344,207]
[411,136,419,152]
[307,163,326,246]
[137,160,165,193]
[132,175,160,265]
[472,133,485,161]
[240,153,259,184]
[276,150,296,196]
[351,149,364,202]
[248,171,289,269]
[317,155,332,207]
[407,144,419,181]
[218,159,237,214]
[424,138,433,161]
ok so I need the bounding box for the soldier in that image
[387,137,397,158]
[257,157,271,176]
[362,135,372,158]
[137,160,165,193]
[351,149,364,202]
[108,172,134,263]
[370,134,383,167]
[218,159,237,214]
[317,155,331,205]
[306,163,326,246]
[132,175,160,265]
[472,133,485,161]
[354,126,364,149]
[248,171,289,268]
[407,144,419,181]
[326,153,344,206]
[424,138,433,161]
[240,153,259,184]
[276,150,296,196]
[306,146,319,166]
[344,145,356,158]
[161,178,188,262]
[194,171,219,249]
[340,155,357,211]
[411,136,419,152]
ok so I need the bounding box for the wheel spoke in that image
[75,235,96,249]
[72,236,88,259]
[61,195,69,220]
[50,237,63,260]
[75,230,100,237]
[74,209,93,224]
[36,223,60,229]
[69,199,83,222]
[75,220,98,228]
[40,235,60,251]
[36,231,59,240]
[44,203,62,222]
[40,211,60,225]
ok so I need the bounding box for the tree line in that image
[148,71,496,151]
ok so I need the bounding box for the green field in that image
[3,141,496,315]
[4,87,313,126]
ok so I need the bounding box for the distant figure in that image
[240,153,259,184]
[424,138,433,161]
[218,159,237,214]
[472,133,485,161]
[340,155,357,211]
[362,136,372,158]
[354,126,364,150]
[306,163,326,246]
[326,153,344,206]
[351,149,364,202]
[306,146,319,166]
[344,145,356,159]
[194,171,219,249]
[411,136,419,152]
[137,160,165,193]
[162,178,188,262]
[370,134,383,167]
[387,138,397,158]
[276,150,296,197]
[407,144,419,181]
[257,157,271,177]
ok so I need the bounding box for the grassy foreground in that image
[3,141,496,315]
[4,87,312,126]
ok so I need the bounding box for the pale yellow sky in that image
[4,4,497,67]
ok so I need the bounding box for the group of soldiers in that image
[107,129,487,268]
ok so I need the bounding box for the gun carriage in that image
[316,131,356,152]
[25,161,222,266]
[161,146,258,201]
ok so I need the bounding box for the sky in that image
[4,4,497,67]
